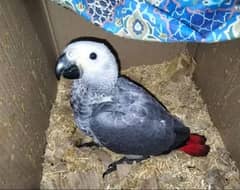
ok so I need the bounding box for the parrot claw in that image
[102,164,117,178]
[102,156,149,178]
[76,141,100,148]
[102,157,126,178]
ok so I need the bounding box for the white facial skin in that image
[63,41,118,89]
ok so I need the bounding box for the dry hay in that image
[41,54,240,189]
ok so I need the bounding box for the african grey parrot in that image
[55,37,210,176]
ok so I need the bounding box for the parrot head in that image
[55,37,119,89]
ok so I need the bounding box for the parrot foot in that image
[102,156,149,178]
[76,141,100,148]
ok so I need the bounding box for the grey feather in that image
[71,76,189,156]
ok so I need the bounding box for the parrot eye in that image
[89,52,97,60]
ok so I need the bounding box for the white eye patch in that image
[66,50,78,60]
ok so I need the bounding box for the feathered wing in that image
[90,77,190,156]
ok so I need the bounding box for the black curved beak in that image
[55,53,82,80]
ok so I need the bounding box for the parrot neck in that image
[73,75,118,96]
[80,60,119,94]
[72,63,119,97]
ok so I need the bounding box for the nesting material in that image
[41,54,240,189]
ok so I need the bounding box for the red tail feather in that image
[179,134,210,156]
[187,134,206,145]
[179,144,210,156]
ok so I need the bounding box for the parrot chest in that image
[71,85,113,141]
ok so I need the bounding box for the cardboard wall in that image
[192,40,240,169]
[0,0,56,188]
